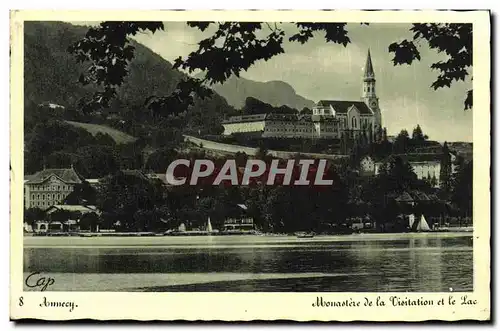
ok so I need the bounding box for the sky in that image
[74,21,473,142]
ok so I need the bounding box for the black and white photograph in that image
[10,9,490,321]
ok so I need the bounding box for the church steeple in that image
[364,48,375,82]
[362,48,382,133]
[362,49,377,99]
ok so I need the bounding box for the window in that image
[52,194,55,200]
[31,194,34,200]
[57,194,61,200]
[42,194,45,200]
[37,194,40,200]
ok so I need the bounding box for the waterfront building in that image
[360,153,457,188]
[223,217,255,232]
[24,167,83,209]
[33,204,100,233]
[223,204,255,232]
[222,49,382,139]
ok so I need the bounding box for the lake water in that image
[23,233,473,292]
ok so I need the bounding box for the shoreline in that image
[23,231,473,248]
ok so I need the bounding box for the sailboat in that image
[416,214,431,232]
[207,217,213,233]
[408,214,416,229]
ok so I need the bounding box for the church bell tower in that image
[362,49,382,132]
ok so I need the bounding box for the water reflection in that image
[24,236,473,292]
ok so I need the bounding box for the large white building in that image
[360,153,457,188]
[24,167,83,209]
[222,49,383,139]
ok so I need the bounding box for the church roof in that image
[364,48,375,80]
[316,100,373,115]
[25,168,83,185]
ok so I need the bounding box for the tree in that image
[393,130,410,154]
[96,171,165,231]
[411,124,428,142]
[388,23,472,110]
[74,145,119,178]
[301,107,313,115]
[242,97,274,115]
[24,207,45,231]
[24,120,97,174]
[71,22,472,118]
[440,142,452,194]
[382,127,388,142]
[45,151,78,169]
[255,147,272,163]
[64,181,97,205]
[47,209,74,231]
[450,161,473,218]
[79,212,100,232]
[145,148,179,173]
[372,156,419,195]
[234,152,249,167]
[94,132,116,146]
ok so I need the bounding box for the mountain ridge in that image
[203,75,316,110]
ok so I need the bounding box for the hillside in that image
[209,75,315,110]
[24,21,233,127]
[65,121,137,144]
[23,21,236,176]
[24,21,184,109]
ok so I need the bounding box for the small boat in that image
[408,214,416,229]
[416,215,431,232]
[296,232,314,238]
[207,217,213,233]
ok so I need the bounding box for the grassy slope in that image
[65,120,137,144]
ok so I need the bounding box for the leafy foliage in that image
[71,22,356,115]
[71,21,473,113]
[451,159,473,217]
[68,21,164,113]
[388,23,473,109]
[96,171,166,231]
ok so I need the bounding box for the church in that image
[222,49,383,139]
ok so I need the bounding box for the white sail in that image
[417,215,431,232]
[178,223,186,232]
[207,217,213,232]
[408,214,416,229]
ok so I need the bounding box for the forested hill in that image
[24,21,185,110]
[24,21,233,127]
[24,21,235,176]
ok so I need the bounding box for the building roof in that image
[409,191,431,202]
[310,114,340,122]
[122,170,150,181]
[45,205,100,214]
[222,114,267,124]
[316,100,374,115]
[146,173,185,186]
[375,153,443,164]
[25,168,83,185]
[394,192,414,203]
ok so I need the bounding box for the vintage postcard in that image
[10,10,490,321]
